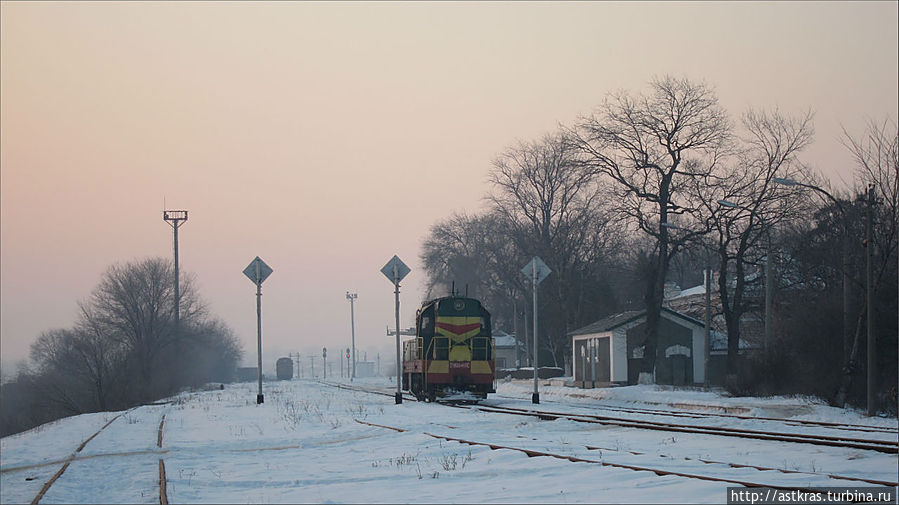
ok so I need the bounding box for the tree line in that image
[1,257,242,437]
[420,76,897,413]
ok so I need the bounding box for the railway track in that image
[494,394,897,435]
[318,380,897,488]
[353,418,894,492]
[318,381,897,454]
[21,407,171,505]
[320,384,899,489]
[27,409,131,505]
[463,404,898,454]
[320,380,419,402]
[158,413,169,505]
[581,441,897,487]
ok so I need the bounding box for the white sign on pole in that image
[381,254,409,405]
[243,256,273,405]
[522,256,550,405]
[380,255,410,284]
[521,256,551,284]
[243,256,273,285]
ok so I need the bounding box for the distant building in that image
[355,361,375,378]
[236,367,259,383]
[493,331,526,370]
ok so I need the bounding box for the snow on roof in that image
[569,307,706,337]
[671,284,705,299]
[494,334,522,348]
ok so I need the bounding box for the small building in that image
[569,307,711,386]
[355,361,375,378]
[236,367,259,383]
[493,331,526,370]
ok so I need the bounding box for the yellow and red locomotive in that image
[402,296,495,402]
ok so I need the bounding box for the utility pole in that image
[704,262,712,388]
[532,260,539,403]
[512,296,521,368]
[347,292,358,381]
[163,210,188,328]
[866,183,876,417]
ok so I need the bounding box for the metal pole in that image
[532,258,539,404]
[866,184,876,416]
[591,338,596,388]
[173,222,180,328]
[256,272,263,404]
[704,262,712,387]
[764,232,772,353]
[350,293,357,381]
[512,297,520,368]
[843,233,851,357]
[394,267,403,404]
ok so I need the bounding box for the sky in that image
[2,1,897,372]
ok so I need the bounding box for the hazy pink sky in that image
[2,1,897,373]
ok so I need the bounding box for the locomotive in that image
[402,296,495,402]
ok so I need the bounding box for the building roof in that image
[493,331,523,349]
[568,307,707,337]
[569,307,753,352]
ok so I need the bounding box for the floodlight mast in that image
[163,210,188,329]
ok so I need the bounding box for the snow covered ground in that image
[1,378,896,504]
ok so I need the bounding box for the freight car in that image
[276,357,293,380]
[402,296,495,402]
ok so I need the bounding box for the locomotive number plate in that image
[449,362,471,369]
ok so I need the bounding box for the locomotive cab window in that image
[434,337,449,361]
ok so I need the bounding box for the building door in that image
[598,337,610,382]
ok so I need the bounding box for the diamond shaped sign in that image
[380,255,410,284]
[521,256,551,285]
[243,256,273,285]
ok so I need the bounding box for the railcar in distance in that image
[276,357,293,380]
[402,296,495,402]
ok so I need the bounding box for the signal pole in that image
[347,292,358,381]
[163,210,188,327]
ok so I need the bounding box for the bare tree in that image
[29,329,93,415]
[833,118,898,408]
[86,257,205,402]
[488,130,612,367]
[569,76,731,383]
[703,108,815,373]
[420,211,512,301]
